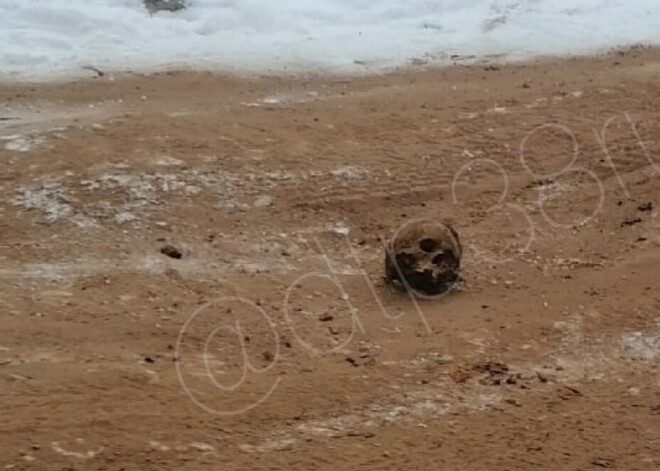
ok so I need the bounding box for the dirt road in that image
[1,49,659,470]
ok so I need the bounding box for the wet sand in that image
[1,48,659,470]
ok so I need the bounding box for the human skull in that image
[384,220,462,296]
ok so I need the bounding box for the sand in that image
[0,48,659,470]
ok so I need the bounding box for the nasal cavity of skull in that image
[419,238,438,253]
[431,252,445,265]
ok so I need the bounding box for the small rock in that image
[189,442,215,453]
[591,458,613,468]
[536,371,549,383]
[144,0,186,14]
[155,156,185,167]
[160,245,183,259]
[637,202,653,212]
[345,357,359,367]
[557,385,583,400]
[621,217,642,227]
[331,221,350,236]
[254,195,273,208]
[238,444,255,453]
[149,441,171,452]
[8,374,31,381]
[319,313,334,322]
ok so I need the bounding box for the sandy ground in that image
[1,49,659,470]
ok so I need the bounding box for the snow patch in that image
[331,165,370,179]
[621,331,660,361]
[12,182,74,223]
[1,134,44,152]
[1,1,660,79]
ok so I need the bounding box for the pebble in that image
[160,245,183,259]
[254,195,273,208]
[189,442,215,453]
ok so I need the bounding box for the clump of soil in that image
[160,244,183,259]
[144,0,187,14]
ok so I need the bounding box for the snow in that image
[0,0,659,80]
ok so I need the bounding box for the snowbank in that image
[1,0,659,80]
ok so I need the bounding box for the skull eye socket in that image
[395,252,416,267]
[419,238,438,253]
